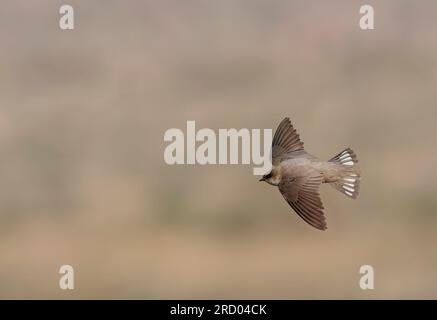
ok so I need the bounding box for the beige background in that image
[1,0,437,298]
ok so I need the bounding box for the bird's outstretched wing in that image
[272,118,304,165]
[278,174,327,230]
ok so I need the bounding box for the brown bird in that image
[260,118,361,230]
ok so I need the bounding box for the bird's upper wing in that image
[278,174,327,230]
[272,118,304,165]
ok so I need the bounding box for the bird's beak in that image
[259,177,265,182]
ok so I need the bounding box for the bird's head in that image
[259,172,272,182]
[259,170,281,186]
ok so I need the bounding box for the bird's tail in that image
[328,148,360,199]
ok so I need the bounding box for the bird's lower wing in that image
[278,174,327,230]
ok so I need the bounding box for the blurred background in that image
[1,0,437,299]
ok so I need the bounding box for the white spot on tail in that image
[343,185,355,192]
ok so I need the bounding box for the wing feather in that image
[279,174,327,230]
[272,118,304,165]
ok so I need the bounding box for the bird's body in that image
[260,118,361,230]
[264,151,346,186]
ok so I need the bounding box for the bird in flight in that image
[259,118,360,230]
